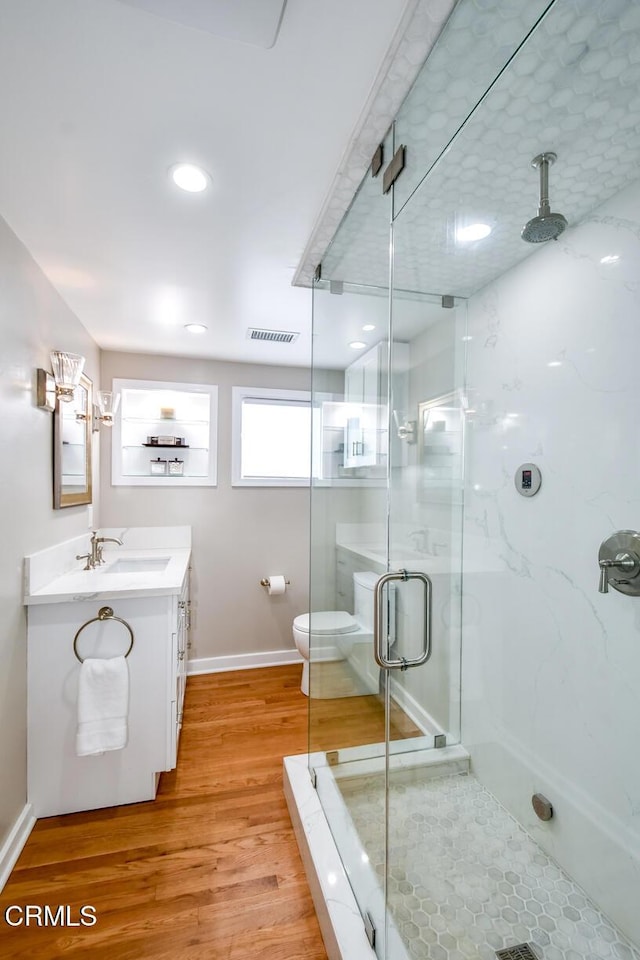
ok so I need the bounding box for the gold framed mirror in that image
[53,372,93,508]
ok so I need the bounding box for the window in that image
[232,387,311,486]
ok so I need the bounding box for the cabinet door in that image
[336,548,357,612]
[176,577,189,744]
[343,343,384,468]
[344,416,365,468]
[344,361,364,405]
[361,349,380,405]
[343,357,366,467]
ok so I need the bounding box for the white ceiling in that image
[0,0,412,367]
[113,0,289,48]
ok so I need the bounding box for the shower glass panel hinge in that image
[382,144,405,193]
[434,734,447,749]
[326,750,339,766]
[363,911,376,949]
[371,142,384,177]
[309,767,317,789]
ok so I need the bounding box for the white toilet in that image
[293,571,378,695]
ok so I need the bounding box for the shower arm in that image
[535,153,553,217]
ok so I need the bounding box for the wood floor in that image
[0,667,328,960]
[0,666,418,959]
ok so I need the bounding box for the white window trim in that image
[231,386,311,487]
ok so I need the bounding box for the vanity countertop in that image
[336,541,451,572]
[24,547,191,605]
[336,539,498,574]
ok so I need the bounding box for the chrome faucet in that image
[90,531,123,567]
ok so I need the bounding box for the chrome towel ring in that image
[73,606,135,663]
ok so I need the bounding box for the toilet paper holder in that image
[260,577,291,587]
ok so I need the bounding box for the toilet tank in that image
[353,571,379,629]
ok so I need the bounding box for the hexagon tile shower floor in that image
[338,771,640,960]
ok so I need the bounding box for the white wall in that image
[0,215,99,851]
[461,178,640,944]
[100,351,312,664]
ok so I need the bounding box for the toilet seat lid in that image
[294,611,358,635]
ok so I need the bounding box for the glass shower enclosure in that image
[301,1,640,959]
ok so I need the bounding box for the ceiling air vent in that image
[247,327,299,344]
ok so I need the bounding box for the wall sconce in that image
[393,409,417,444]
[37,350,86,411]
[94,390,120,428]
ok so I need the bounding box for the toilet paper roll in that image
[267,575,286,596]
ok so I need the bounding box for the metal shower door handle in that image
[374,570,432,670]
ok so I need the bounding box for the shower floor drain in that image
[495,944,540,960]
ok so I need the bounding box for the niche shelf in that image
[111,378,218,487]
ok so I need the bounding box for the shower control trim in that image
[515,463,541,497]
[598,530,640,596]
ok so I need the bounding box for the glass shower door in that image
[378,207,468,958]
[309,274,393,957]
[378,1,640,956]
[308,124,395,956]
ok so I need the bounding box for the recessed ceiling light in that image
[362,324,376,332]
[184,323,208,334]
[349,341,366,350]
[170,163,210,193]
[456,223,492,243]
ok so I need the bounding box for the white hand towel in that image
[76,656,129,757]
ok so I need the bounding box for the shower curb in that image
[283,754,377,960]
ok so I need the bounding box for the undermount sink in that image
[105,557,170,574]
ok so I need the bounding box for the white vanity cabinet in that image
[171,570,190,765]
[27,568,190,818]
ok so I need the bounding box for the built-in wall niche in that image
[111,378,218,486]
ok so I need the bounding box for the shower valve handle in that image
[597,531,640,596]
[598,554,637,593]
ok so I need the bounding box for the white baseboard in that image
[0,803,36,893]
[187,648,303,675]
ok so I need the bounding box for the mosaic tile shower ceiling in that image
[322,0,640,299]
[297,0,550,286]
[338,771,640,960]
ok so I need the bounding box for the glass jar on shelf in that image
[168,457,184,476]
[149,457,167,476]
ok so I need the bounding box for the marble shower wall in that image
[461,176,640,946]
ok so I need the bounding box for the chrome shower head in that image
[521,210,568,243]
[521,152,567,243]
